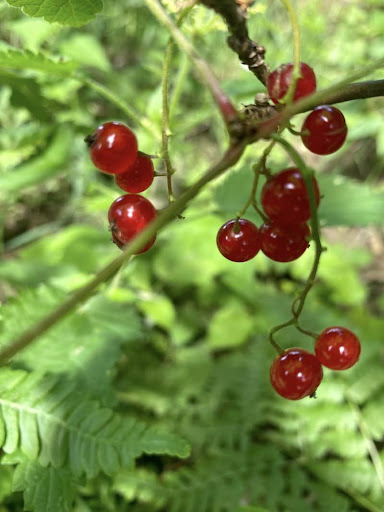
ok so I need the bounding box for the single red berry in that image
[315,326,361,370]
[259,221,310,262]
[108,194,157,254]
[270,348,323,400]
[85,121,138,175]
[216,218,260,262]
[301,106,347,155]
[115,153,154,194]
[261,168,320,226]
[267,62,316,104]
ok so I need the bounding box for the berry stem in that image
[266,135,324,347]
[144,0,238,125]
[0,142,247,365]
[278,0,301,105]
[161,6,194,203]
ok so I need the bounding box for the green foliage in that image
[0,1,383,512]
[4,0,102,27]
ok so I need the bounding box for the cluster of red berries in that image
[85,121,157,254]
[217,167,320,263]
[270,326,361,400]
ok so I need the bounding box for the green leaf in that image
[3,0,103,27]
[59,34,111,71]
[0,71,53,121]
[318,175,384,227]
[0,370,190,478]
[206,302,254,349]
[0,126,73,194]
[0,49,78,75]
[13,461,76,512]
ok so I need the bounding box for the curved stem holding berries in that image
[0,142,247,365]
[266,135,324,348]
[144,0,238,126]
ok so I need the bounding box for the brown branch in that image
[199,0,269,85]
[313,80,384,106]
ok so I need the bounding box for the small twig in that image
[199,0,269,85]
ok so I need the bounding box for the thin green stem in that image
[279,0,301,105]
[78,76,160,138]
[170,53,190,119]
[144,0,237,124]
[267,135,324,347]
[161,6,194,203]
[0,142,246,365]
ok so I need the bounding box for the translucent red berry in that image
[115,153,154,194]
[108,194,157,254]
[267,62,316,104]
[86,121,138,175]
[216,218,260,262]
[259,221,310,262]
[301,106,347,155]
[261,168,320,226]
[270,348,323,400]
[315,326,361,370]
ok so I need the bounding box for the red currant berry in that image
[85,121,138,175]
[216,218,260,262]
[301,106,347,155]
[267,62,316,104]
[108,194,157,254]
[259,221,310,262]
[315,326,361,370]
[261,168,320,226]
[115,153,154,194]
[270,348,323,400]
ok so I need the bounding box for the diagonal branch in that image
[199,0,269,84]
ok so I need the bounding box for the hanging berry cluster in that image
[85,121,157,254]
[217,62,359,400]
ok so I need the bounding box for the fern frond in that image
[12,460,76,512]
[0,369,190,478]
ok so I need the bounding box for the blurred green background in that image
[0,0,384,510]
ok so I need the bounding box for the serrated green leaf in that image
[4,0,103,27]
[13,461,76,512]
[0,49,78,75]
[0,369,190,478]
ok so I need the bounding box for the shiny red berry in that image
[315,326,361,370]
[108,194,157,254]
[301,106,347,155]
[261,168,320,226]
[216,218,260,262]
[86,121,138,174]
[115,153,154,194]
[267,62,316,104]
[259,221,310,262]
[270,348,323,400]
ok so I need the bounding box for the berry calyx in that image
[267,62,316,104]
[108,194,157,254]
[301,106,347,155]
[315,326,361,370]
[115,152,154,194]
[270,348,323,400]
[216,218,260,262]
[259,221,310,262]
[86,121,138,175]
[261,168,320,226]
